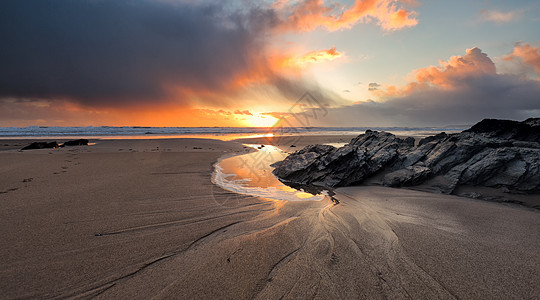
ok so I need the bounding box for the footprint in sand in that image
[0,188,19,194]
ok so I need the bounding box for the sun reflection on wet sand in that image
[213,144,325,201]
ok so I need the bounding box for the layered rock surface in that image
[272,119,540,195]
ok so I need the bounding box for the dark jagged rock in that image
[272,118,540,196]
[21,141,59,150]
[464,118,540,142]
[524,118,540,127]
[272,130,415,187]
[61,139,89,147]
[418,132,447,146]
[382,166,432,187]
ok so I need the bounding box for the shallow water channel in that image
[213,144,327,201]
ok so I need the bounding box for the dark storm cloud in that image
[0,0,283,106]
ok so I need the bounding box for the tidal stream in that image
[213,144,327,201]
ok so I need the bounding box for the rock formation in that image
[272,119,540,195]
[21,141,59,150]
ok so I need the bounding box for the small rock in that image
[61,139,89,147]
[21,141,59,150]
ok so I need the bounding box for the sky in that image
[0,0,539,127]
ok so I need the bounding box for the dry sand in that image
[0,137,539,299]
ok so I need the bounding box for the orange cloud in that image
[234,110,253,116]
[376,47,496,97]
[276,0,418,32]
[384,7,418,30]
[292,46,343,66]
[504,43,540,78]
[414,47,496,85]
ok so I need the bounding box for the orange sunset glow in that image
[1,2,540,298]
[0,0,539,127]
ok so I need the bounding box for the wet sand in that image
[234,134,357,153]
[0,137,539,299]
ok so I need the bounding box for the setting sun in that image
[2,1,539,298]
[243,113,279,127]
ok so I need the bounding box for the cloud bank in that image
[0,0,286,107]
[303,46,540,126]
[0,0,417,113]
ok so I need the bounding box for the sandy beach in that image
[3,0,539,298]
[1,137,539,299]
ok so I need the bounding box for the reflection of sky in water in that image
[213,144,324,201]
[324,142,347,148]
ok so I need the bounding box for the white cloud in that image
[479,9,523,23]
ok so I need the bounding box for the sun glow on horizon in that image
[243,113,279,127]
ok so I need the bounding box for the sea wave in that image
[0,125,467,138]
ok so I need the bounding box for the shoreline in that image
[0,137,538,298]
[3,134,539,210]
[4,134,539,210]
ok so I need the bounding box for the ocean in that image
[0,126,467,140]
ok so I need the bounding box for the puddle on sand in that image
[213,144,326,201]
[324,142,348,148]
